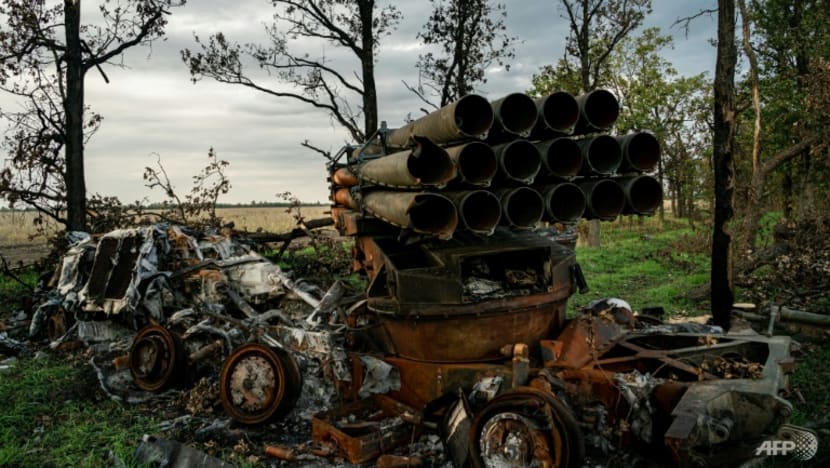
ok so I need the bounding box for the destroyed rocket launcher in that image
[328,89,663,241]
[325,89,665,363]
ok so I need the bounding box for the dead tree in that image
[711,0,738,330]
[183,0,401,145]
[0,0,183,231]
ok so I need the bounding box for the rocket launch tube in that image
[362,191,459,240]
[489,93,539,139]
[616,131,661,173]
[493,139,542,184]
[444,141,498,187]
[331,167,358,187]
[496,187,544,229]
[357,135,456,188]
[577,135,622,175]
[575,89,620,134]
[444,190,502,235]
[535,137,583,178]
[579,179,625,221]
[531,91,579,138]
[539,183,586,222]
[386,94,494,147]
[617,175,663,215]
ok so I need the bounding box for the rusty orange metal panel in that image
[311,395,420,464]
[377,297,568,362]
[381,357,512,408]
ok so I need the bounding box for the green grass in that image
[0,267,38,315]
[0,356,157,467]
[573,218,711,315]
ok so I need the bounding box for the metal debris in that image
[134,434,235,468]
[358,356,401,398]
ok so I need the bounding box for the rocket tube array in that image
[329,89,663,239]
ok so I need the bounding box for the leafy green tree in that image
[738,0,830,233]
[608,28,711,221]
[412,0,516,107]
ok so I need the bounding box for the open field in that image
[0,206,332,265]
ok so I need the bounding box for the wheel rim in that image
[129,324,184,391]
[219,344,301,424]
[471,388,583,468]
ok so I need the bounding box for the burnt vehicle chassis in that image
[316,216,802,467]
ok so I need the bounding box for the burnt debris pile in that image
[11,90,814,467]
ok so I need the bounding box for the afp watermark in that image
[755,429,819,461]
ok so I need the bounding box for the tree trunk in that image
[738,0,762,253]
[64,0,86,231]
[587,219,601,247]
[657,147,665,222]
[358,0,377,138]
[782,168,793,218]
[711,0,738,331]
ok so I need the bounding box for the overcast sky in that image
[2,0,717,205]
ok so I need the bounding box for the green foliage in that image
[529,0,652,94]
[736,0,830,220]
[787,341,830,466]
[415,0,516,106]
[0,356,157,467]
[272,239,366,292]
[754,211,784,247]
[0,267,38,314]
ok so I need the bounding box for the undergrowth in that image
[574,217,711,315]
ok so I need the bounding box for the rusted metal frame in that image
[191,301,284,350]
[311,394,421,464]
[378,356,514,408]
[610,337,765,380]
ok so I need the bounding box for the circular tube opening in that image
[496,93,538,135]
[540,91,579,132]
[458,142,498,185]
[546,183,586,222]
[628,176,663,214]
[500,140,541,183]
[408,145,455,185]
[409,194,459,235]
[459,191,501,233]
[582,89,620,130]
[625,132,661,172]
[585,135,622,175]
[503,187,544,227]
[455,94,495,137]
[587,180,625,219]
[544,138,583,177]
